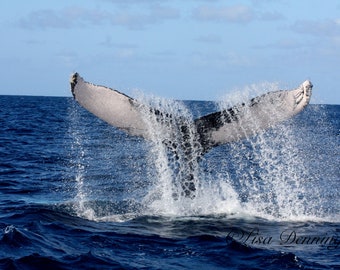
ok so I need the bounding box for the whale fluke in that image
[70,73,312,152]
[70,73,149,137]
[70,73,312,198]
[195,80,313,151]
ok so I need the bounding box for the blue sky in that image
[1,0,339,103]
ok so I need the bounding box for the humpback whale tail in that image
[70,73,312,198]
[195,80,312,151]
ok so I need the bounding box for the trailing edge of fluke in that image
[70,73,312,153]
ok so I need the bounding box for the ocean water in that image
[0,94,339,269]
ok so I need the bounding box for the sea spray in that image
[137,95,201,213]
[136,93,242,216]
[68,83,338,222]
[217,82,321,220]
[67,101,96,220]
[138,82,326,219]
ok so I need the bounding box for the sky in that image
[1,0,339,104]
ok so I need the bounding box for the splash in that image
[135,84,335,221]
[136,94,241,216]
[68,84,338,222]
[138,96,200,198]
[209,83,335,221]
[216,84,296,218]
[67,101,96,220]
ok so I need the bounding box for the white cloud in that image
[253,38,310,50]
[332,36,340,46]
[258,10,285,21]
[192,4,284,24]
[99,36,138,49]
[191,51,253,68]
[291,19,340,37]
[109,5,180,30]
[114,48,135,59]
[17,6,109,29]
[101,0,166,5]
[17,5,180,30]
[194,34,222,43]
[192,5,255,23]
[56,50,79,68]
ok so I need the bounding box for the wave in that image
[0,202,338,269]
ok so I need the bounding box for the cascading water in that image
[137,94,243,216]
[67,101,96,220]
[136,84,334,220]
[213,83,328,220]
[138,96,203,214]
[68,83,338,222]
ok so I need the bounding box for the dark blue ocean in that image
[0,95,339,269]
